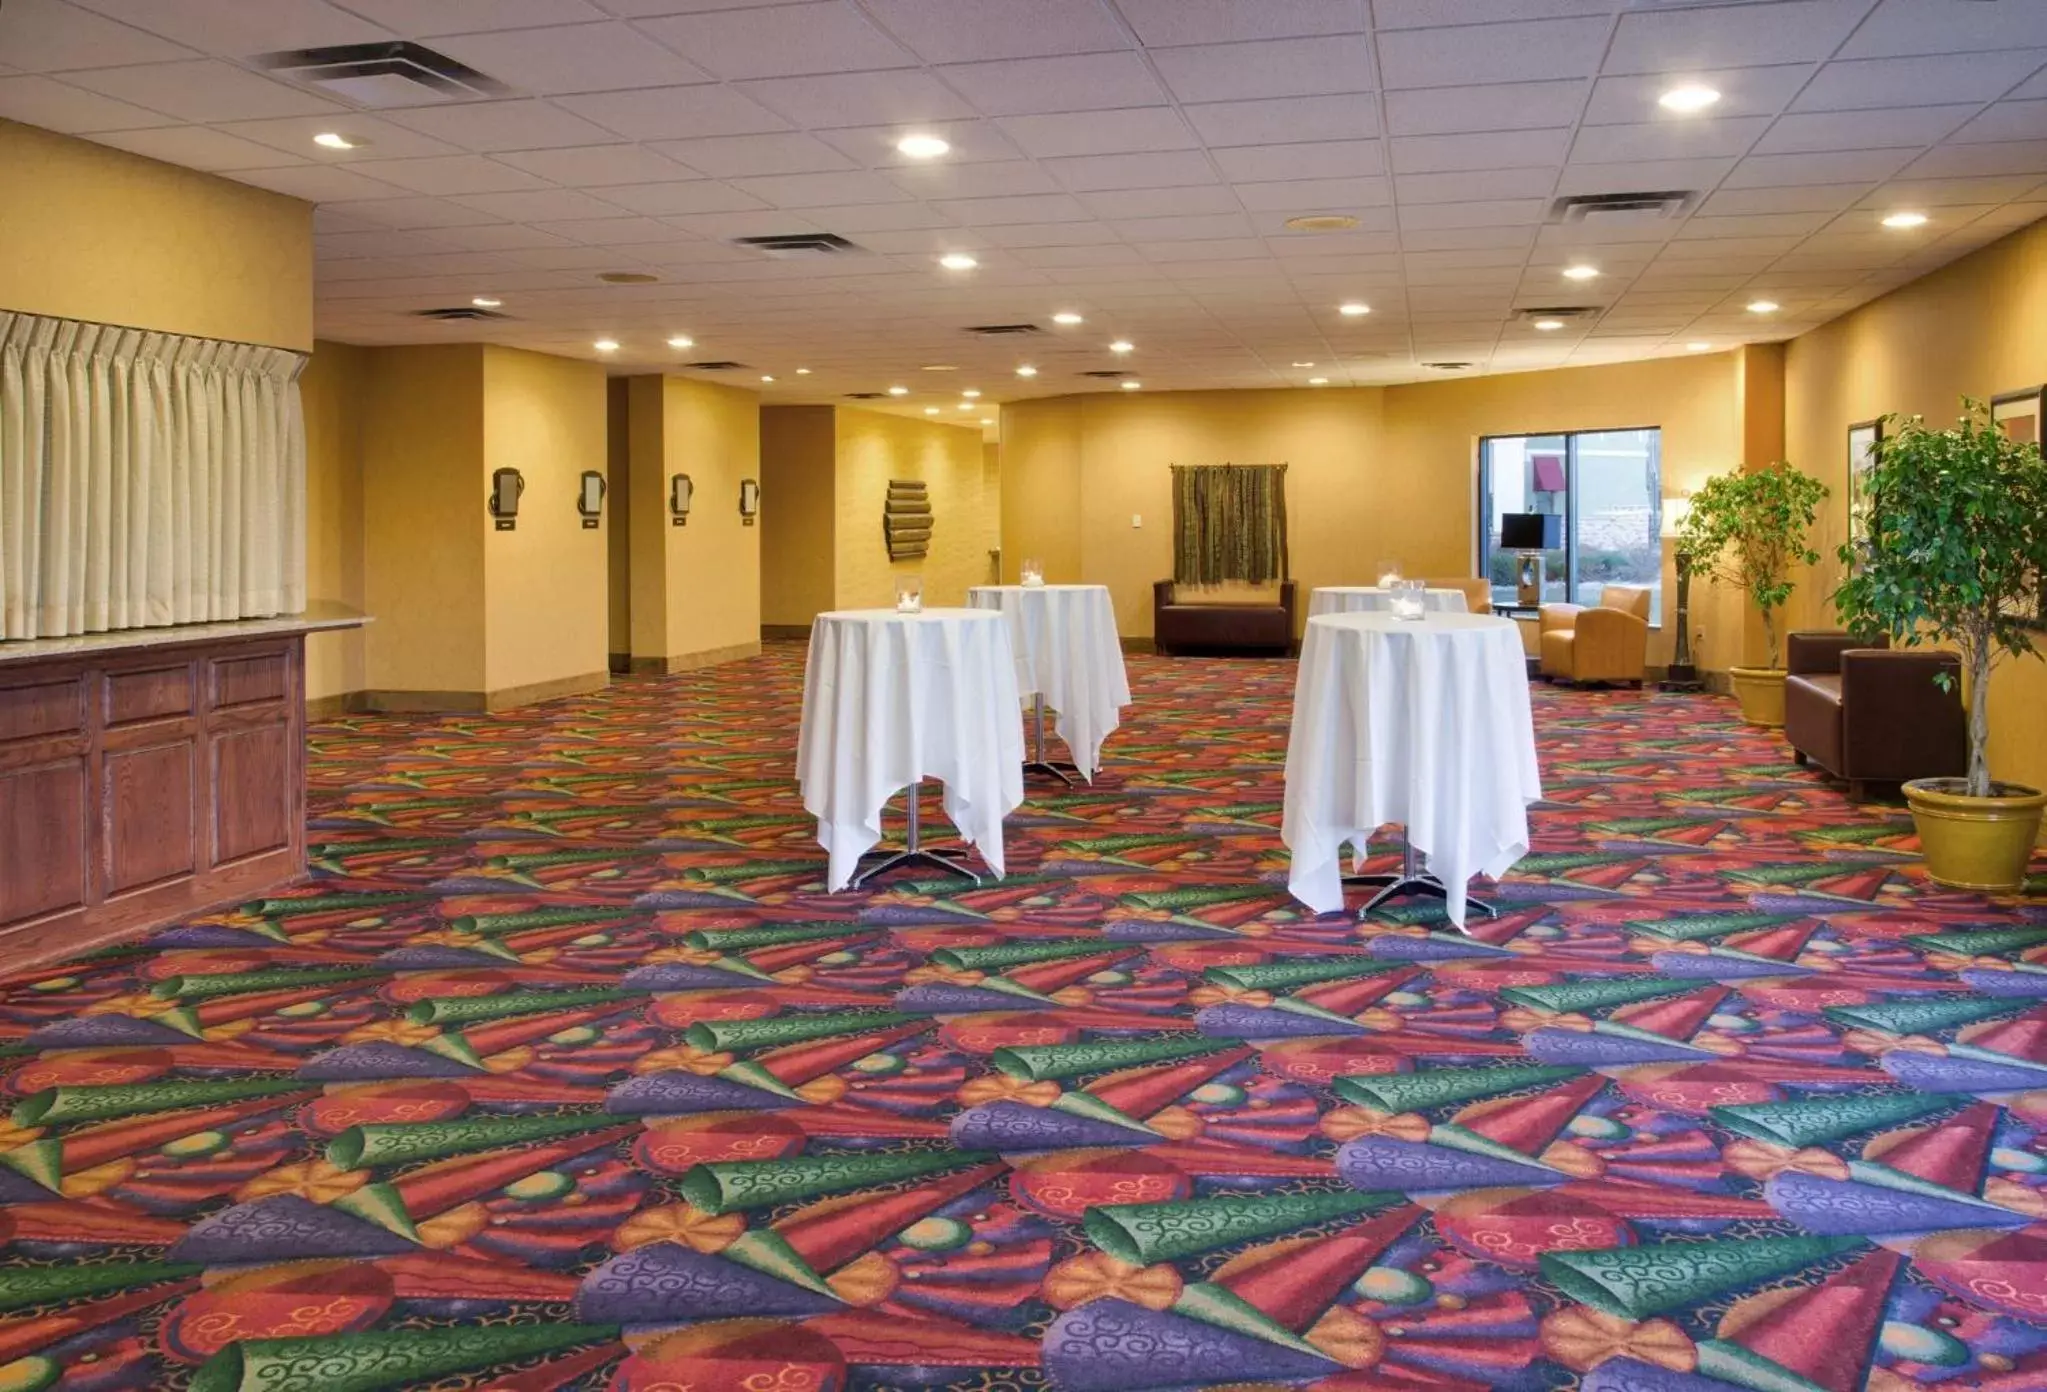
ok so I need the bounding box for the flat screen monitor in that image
[1499,512,1562,550]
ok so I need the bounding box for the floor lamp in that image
[1661,497,1701,691]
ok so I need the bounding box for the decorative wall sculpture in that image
[885,477,932,560]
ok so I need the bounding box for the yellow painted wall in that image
[607,380,631,666]
[481,346,610,696]
[0,119,312,351]
[835,407,995,611]
[360,346,487,697]
[760,406,838,627]
[299,342,367,703]
[1785,215,2047,798]
[1001,398,1084,586]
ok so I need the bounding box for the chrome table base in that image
[1023,692,1079,787]
[1343,836,1497,921]
[850,780,982,888]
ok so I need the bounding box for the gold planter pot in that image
[1727,666,1787,728]
[1904,778,2047,894]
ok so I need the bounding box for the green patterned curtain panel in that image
[1170,463,1290,586]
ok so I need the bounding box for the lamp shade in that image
[1660,497,1692,539]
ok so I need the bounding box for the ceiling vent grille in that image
[413,306,509,322]
[1423,362,1474,371]
[256,42,505,107]
[844,392,887,399]
[1550,190,1695,224]
[732,233,862,258]
[966,323,1043,336]
[1079,369,1127,379]
[1516,306,1602,323]
[684,361,748,371]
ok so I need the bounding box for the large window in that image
[1480,428,1662,623]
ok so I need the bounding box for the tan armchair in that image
[1420,577,1494,615]
[1540,585,1651,685]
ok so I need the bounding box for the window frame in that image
[1478,424,1663,622]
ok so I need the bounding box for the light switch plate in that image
[1131,514,1142,528]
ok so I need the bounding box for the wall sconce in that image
[669,472,693,527]
[488,467,524,530]
[577,470,605,529]
[739,477,760,526]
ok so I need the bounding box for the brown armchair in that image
[1539,585,1651,685]
[1419,577,1494,615]
[1153,580,1297,657]
[1784,631,1965,798]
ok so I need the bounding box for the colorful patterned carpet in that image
[3,644,2046,1392]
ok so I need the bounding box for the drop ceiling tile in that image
[1570,116,1770,164]
[0,73,179,131]
[728,169,919,207]
[1182,93,1378,147]
[1115,0,1366,46]
[322,195,509,229]
[598,180,772,215]
[90,125,309,171]
[1857,174,2047,208]
[0,0,194,71]
[327,0,609,36]
[1393,225,1538,251]
[859,0,1129,61]
[67,0,390,51]
[888,160,1063,198]
[1213,140,1384,182]
[1583,66,1812,125]
[637,3,912,80]
[1395,167,1559,203]
[431,22,711,94]
[531,216,683,244]
[930,192,1095,225]
[974,221,1128,247]
[453,187,630,221]
[1721,147,1914,187]
[316,229,451,259]
[1756,105,1978,155]
[486,143,692,185]
[852,227,986,254]
[813,120,1025,168]
[1674,210,1833,238]
[997,108,1199,159]
[1399,198,1548,230]
[738,70,975,127]
[1838,0,2047,58]
[380,98,624,152]
[1380,16,1610,88]
[420,222,577,252]
[63,60,340,121]
[1045,150,1221,192]
[663,209,823,238]
[2010,69,2047,102]
[238,164,422,202]
[1903,138,2047,179]
[1391,128,1571,174]
[1695,183,1867,215]
[1383,80,1586,137]
[1233,175,1390,209]
[210,114,466,162]
[556,85,790,139]
[1795,50,2047,113]
[340,154,552,195]
[1951,100,2047,145]
[1604,0,1869,72]
[937,52,1168,115]
[1108,212,1257,241]
[1151,36,1376,103]
[788,201,955,231]
[1656,234,1801,258]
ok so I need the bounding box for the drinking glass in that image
[895,574,924,614]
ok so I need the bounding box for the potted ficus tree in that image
[1834,400,2047,893]
[1677,460,1829,727]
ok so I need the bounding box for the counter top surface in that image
[0,604,369,668]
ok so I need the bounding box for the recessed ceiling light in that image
[921,364,956,372]
[957,402,976,411]
[924,406,940,415]
[1658,84,1721,114]
[795,367,811,375]
[1284,214,1359,232]
[1109,340,1134,353]
[980,417,993,425]
[1338,302,1370,316]
[897,133,950,159]
[938,253,978,270]
[593,339,619,352]
[1016,365,1038,377]
[1292,360,1316,368]
[471,296,502,308]
[1533,318,1566,332]
[1686,341,1712,352]
[1308,377,1330,385]
[887,386,909,396]
[1746,299,1779,314]
[1881,211,1929,229]
[962,389,981,398]
[1052,312,1084,325]
[666,334,693,349]
[312,132,361,150]
[1121,381,1142,390]
[761,374,775,383]
[1561,264,1600,281]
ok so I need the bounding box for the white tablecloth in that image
[797,609,1025,891]
[966,583,1131,781]
[1309,586,1471,617]
[1282,611,1541,926]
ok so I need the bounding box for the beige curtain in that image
[0,311,305,641]
[1171,462,1289,586]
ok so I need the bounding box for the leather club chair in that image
[1539,584,1651,685]
[1783,630,1966,798]
[1153,580,1296,656]
[1420,576,1494,615]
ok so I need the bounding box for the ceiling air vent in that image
[413,306,508,321]
[845,392,887,399]
[1079,370,1127,379]
[1423,362,1474,371]
[1516,306,1601,323]
[1550,190,1695,225]
[255,42,505,107]
[732,233,862,258]
[683,361,748,371]
[966,324,1042,336]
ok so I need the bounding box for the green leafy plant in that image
[1677,461,1828,670]
[1833,400,2047,798]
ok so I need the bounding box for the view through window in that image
[1480,428,1662,623]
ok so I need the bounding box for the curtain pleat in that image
[1170,463,1290,586]
[0,310,306,641]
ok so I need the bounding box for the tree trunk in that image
[1762,606,1779,671]
[1968,638,1992,799]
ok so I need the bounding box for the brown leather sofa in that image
[1420,577,1495,614]
[1539,584,1652,684]
[1153,580,1296,656]
[1784,630,1966,798]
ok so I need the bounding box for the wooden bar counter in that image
[0,606,366,966]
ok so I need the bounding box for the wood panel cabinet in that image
[0,629,314,966]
